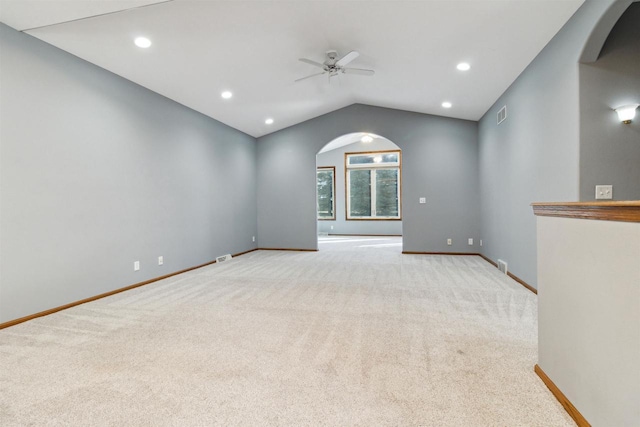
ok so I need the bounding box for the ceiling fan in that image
[296,50,375,82]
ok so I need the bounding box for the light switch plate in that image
[595,185,613,200]
[419,197,426,204]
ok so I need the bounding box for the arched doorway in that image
[315,132,403,250]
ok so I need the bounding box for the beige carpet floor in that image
[0,236,574,426]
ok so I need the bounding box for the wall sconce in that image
[615,104,639,124]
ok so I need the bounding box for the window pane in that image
[348,152,398,165]
[349,169,371,217]
[349,154,376,165]
[376,169,399,217]
[317,169,334,218]
[380,153,399,163]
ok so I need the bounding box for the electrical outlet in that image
[447,238,452,246]
[331,226,334,230]
[468,238,473,245]
[595,185,613,200]
[252,236,255,242]
[419,197,426,204]
[134,261,140,271]
[158,256,163,265]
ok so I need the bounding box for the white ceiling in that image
[0,0,585,138]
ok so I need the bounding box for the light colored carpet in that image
[0,236,574,426]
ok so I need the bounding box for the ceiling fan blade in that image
[336,50,359,67]
[295,72,326,82]
[342,67,375,76]
[299,58,326,69]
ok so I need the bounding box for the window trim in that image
[344,150,402,221]
[317,166,336,221]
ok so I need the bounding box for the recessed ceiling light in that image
[361,135,373,143]
[265,118,274,125]
[457,62,471,71]
[221,91,233,99]
[442,102,452,108]
[134,37,152,48]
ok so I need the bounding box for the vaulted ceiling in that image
[0,0,585,137]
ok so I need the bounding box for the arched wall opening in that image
[578,0,640,200]
[255,104,480,254]
[315,132,403,248]
[578,0,634,64]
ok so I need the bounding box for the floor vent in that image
[497,105,507,125]
[216,254,232,263]
[497,259,508,275]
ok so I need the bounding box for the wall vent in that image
[216,254,232,263]
[497,259,508,275]
[497,105,507,125]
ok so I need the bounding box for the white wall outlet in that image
[468,238,473,245]
[134,261,140,271]
[595,185,613,200]
[252,236,255,242]
[419,197,426,204]
[447,238,452,246]
[480,239,483,246]
[330,226,334,230]
[158,256,163,265]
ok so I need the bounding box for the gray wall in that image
[257,104,479,252]
[317,138,402,236]
[579,2,640,200]
[477,0,624,289]
[0,24,258,323]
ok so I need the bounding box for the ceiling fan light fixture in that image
[456,62,471,71]
[265,118,274,125]
[361,134,373,143]
[134,37,152,48]
[221,91,233,99]
[442,102,452,108]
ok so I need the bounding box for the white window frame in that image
[345,150,401,220]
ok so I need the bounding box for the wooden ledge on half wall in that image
[531,200,640,223]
